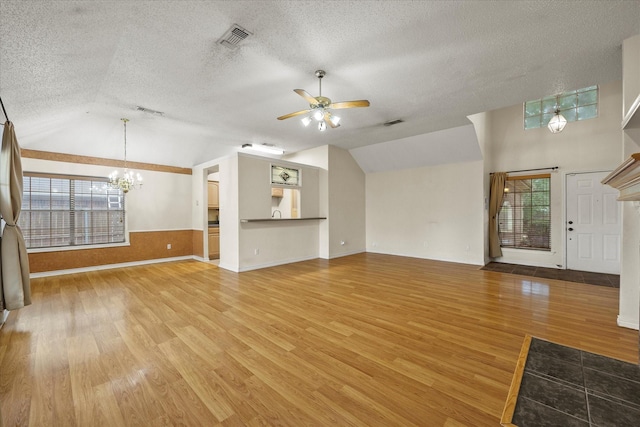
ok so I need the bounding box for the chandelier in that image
[108,118,142,193]
[547,107,567,134]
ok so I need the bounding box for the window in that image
[271,165,300,186]
[524,85,598,130]
[18,173,125,249]
[498,174,550,251]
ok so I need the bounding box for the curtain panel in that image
[488,172,507,258]
[0,121,31,311]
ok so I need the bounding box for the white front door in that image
[566,171,621,274]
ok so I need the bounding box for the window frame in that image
[523,85,599,130]
[18,172,128,252]
[498,173,551,251]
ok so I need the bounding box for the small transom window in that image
[524,86,598,130]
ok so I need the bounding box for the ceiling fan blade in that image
[294,89,319,106]
[329,100,370,109]
[324,112,340,128]
[277,109,311,120]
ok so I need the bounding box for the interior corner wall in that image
[284,145,330,259]
[365,160,485,265]
[619,131,640,329]
[22,157,193,273]
[327,146,366,258]
[217,155,240,272]
[484,80,624,269]
[467,112,492,265]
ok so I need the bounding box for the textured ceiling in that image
[1,1,639,168]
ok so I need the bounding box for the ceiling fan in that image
[277,70,370,130]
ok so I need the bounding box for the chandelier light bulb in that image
[329,114,341,127]
[301,116,312,127]
[318,121,327,131]
[313,109,324,121]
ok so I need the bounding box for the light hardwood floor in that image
[1,253,637,426]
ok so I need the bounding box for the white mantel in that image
[602,153,640,201]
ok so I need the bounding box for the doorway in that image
[566,171,621,274]
[205,165,220,263]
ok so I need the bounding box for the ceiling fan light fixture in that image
[313,109,324,121]
[242,143,284,155]
[301,116,312,127]
[329,114,340,127]
[318,121,327,131]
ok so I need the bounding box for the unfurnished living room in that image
[1,1,640,426]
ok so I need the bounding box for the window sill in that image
[27,241,130,254]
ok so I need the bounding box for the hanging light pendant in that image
[548,108,567,134]
[108,118,143,193]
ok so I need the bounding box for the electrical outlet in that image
[167,244,172,249]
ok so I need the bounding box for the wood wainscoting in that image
[192,229,204,258]
[28,230,196,273]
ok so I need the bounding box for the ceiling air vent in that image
[383,119,404,127]
[219,24,252,49]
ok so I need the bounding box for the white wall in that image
[236,154,321,271]
[484,80,624,268]
[22,158,192,232]
[286,145,367,259]
[619,131,640,329]
[468,112,492,264]
[285,145,330,258]
[327,146,366,258]
[218,155,239,271]
[366,160,485,265]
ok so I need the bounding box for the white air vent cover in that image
[218,24,252,49]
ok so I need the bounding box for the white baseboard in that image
[327,249,365,259]
[236,255,320,273]
[0,309,8,328]
[617,315,639,330]
[365,249,484,266]
[29,256,197,278]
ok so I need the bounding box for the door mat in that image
[501,335,640,426]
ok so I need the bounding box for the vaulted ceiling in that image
[1,1,639,169]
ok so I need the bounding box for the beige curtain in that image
[0,121,31,311]
[488,172,507,258]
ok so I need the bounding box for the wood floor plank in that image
[0,254,637,426]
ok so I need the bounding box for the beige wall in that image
[484,80,623,269]
[22,157,194,273]
[327,145,366,258]
[366,160,485,265]
[286,145,367,259]
[236,154,321,271]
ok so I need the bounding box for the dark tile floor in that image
[513,337,640,427]
[482,262,619,288]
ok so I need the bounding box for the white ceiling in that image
[1,1,639,169]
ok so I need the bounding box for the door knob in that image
[568,227,574,231]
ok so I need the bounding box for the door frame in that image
[564,169,618,273]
